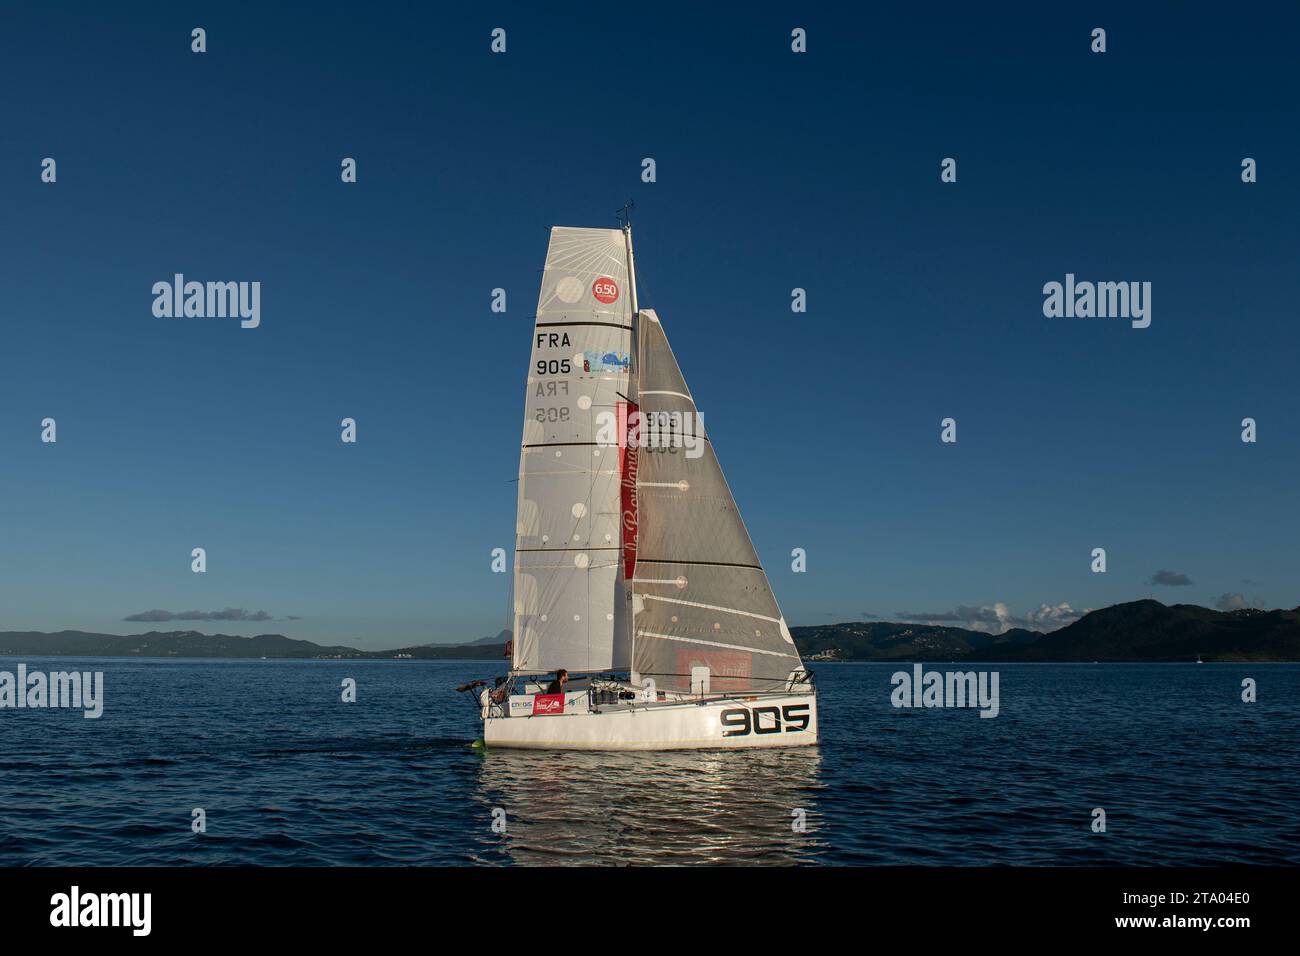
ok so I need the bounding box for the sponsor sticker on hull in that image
[532,693,565,715]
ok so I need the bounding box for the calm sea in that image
[1,658,1296,865]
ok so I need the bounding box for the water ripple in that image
[0,658,1295,865]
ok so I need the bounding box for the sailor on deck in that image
[544,669,569,695]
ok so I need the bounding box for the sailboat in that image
[468,222,818,750]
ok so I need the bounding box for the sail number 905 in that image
[720,704,810,736]
[537,359,572,376]
[535,406,571,423]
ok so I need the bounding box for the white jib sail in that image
[512,227,635,674]
[630,309,804,693]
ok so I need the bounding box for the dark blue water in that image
[1,658,1296,865]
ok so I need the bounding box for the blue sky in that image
[1,2,1296,647]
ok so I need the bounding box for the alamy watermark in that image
[152,274,261,329]
[1043,273,1150,328]
[595,408,705,458]
[890,664,999,718]
[50,886,150,936]
[0,665,104,718]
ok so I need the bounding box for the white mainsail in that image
[512,227,635,674]
[630,309,803,693]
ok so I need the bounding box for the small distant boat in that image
[462,220,817,750]
[1196,654,1204,664]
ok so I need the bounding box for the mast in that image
[623,234,638,316]
[617,200,637,314]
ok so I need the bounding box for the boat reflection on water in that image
[472,746,826,865]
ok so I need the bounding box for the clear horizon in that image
[5,596,1295,651]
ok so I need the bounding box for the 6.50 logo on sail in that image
[720,703,811,737]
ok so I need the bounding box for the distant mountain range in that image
[454,630,512,647]
[0,630,510,661]
[2,602,1297,662]
[794,601,1300,662]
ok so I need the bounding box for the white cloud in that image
[897,601,1085,634]
[1023,602,1083,630]
[1214,592,1265,612]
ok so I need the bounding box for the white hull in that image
[482,691,818,751]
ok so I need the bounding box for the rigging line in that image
[637,671,805,684]
[637,558,765,570]
[637,631,798,659]
[642,593,782,624]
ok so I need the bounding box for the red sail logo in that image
[618,401,639,580]
[592,277,619,304]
